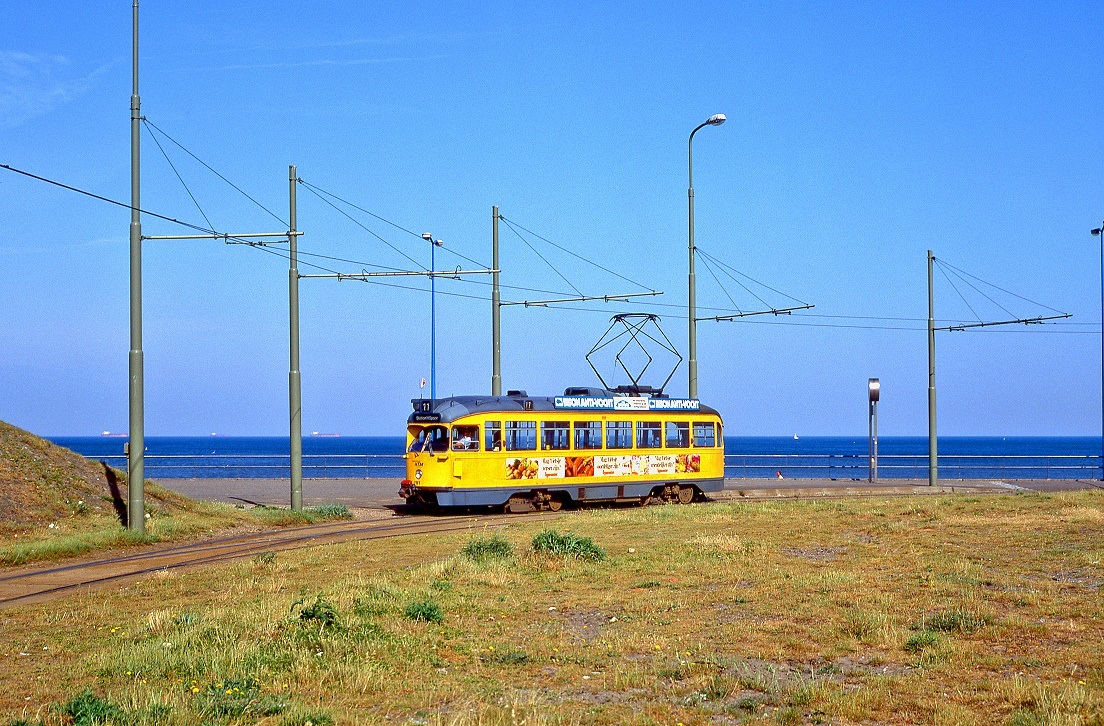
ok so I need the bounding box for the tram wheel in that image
[506,495,536,514]
[546,495,563,512]
[676,485,695,505]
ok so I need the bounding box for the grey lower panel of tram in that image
[431,478,725,507]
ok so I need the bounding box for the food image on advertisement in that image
[565,456,595,477]
[505,458,538,480]
[675,453,701,473]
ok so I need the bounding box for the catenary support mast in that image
[289,166,302,511]
[128,0,146,532]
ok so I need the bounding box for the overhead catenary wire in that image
[248,240,1095,334]
[935,257,1068,316]
[298,182,425,270]
[297,178,491,271]
[499,218,584,296]
[498,216,656,293]
[142,119,287,227]
[143,122,215,232]
[695,246,812,309]
[0,163,275,246]
[4,163,1087,336]
[935,260,985,324]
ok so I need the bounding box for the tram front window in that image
[409,425,450,453]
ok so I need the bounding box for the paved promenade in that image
[157,476,1100,509]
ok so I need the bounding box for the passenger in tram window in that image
[453,425,479,451]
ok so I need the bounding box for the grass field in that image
[1,490,1102,725]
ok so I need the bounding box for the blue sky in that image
[1,0,1101,436]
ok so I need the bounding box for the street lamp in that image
[1092,224,1103,480]
[688,113,726,399]
[423,232,443,405]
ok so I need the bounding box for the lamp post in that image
[422,232,443,405]
[1092,224,1103,480]
[688,113,726,399]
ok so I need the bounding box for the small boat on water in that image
[311,432,341,438]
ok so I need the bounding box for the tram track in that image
[0,510,563,610]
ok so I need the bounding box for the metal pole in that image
[492,205,502,396]
[927,249,938,487]
[869,398,878,483]
[1100,223,1103,481]
[431,239,437,404]
[127,0,145,533]
[289,165,302,512]
[686,114,725,398]
[688,132,697,399]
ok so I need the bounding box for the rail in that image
[87,452,1103,481]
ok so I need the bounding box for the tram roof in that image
[408,389,720,425]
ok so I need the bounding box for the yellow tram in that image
[399,387,724,512]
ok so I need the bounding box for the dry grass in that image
[1,420,355,566]
[1,490,1102,725]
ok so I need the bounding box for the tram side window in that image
[606,420,633,449]
[637,421,662,449]
[693,421,716,447]
[409,425,449,453]
[484,421,502,451]
[541,421,571,450]
[505,421,536,451]
[452,425,479,451]
[574,421,603,450]
[665,421,689,449]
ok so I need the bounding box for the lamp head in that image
[706,113,726,126]
[1092,228,1102,236]
[421,232,434,242]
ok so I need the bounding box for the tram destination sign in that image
[412,413,442,422]
[554,396,700,411]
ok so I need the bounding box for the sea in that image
[48,435,1103,481]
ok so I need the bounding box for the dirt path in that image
[0,510,561,609]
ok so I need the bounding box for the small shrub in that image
[461,534,514,562]
[193,677,285,718]
[924,608,990,634]
[904,629,940,653]
[403,598,444,623]
[1005,710,1043,726]
[843,609,880,638]
[775,705,802,725]
[281,709,334,726]
[306,504,352,520]
[58,690,126,726]
[431,578,453,592]
[252,551,277,565]
[174,611,201,627]
[485,646,528,665]
[531,529,605,561]
[292,594,340,629]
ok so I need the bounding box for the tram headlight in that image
[415,470,422,480]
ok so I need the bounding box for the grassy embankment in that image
[0,420,351,566]
[1,489,1102,725]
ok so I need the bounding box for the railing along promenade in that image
[88,453,1103,481]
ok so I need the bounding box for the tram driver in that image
[453,425,479,451]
